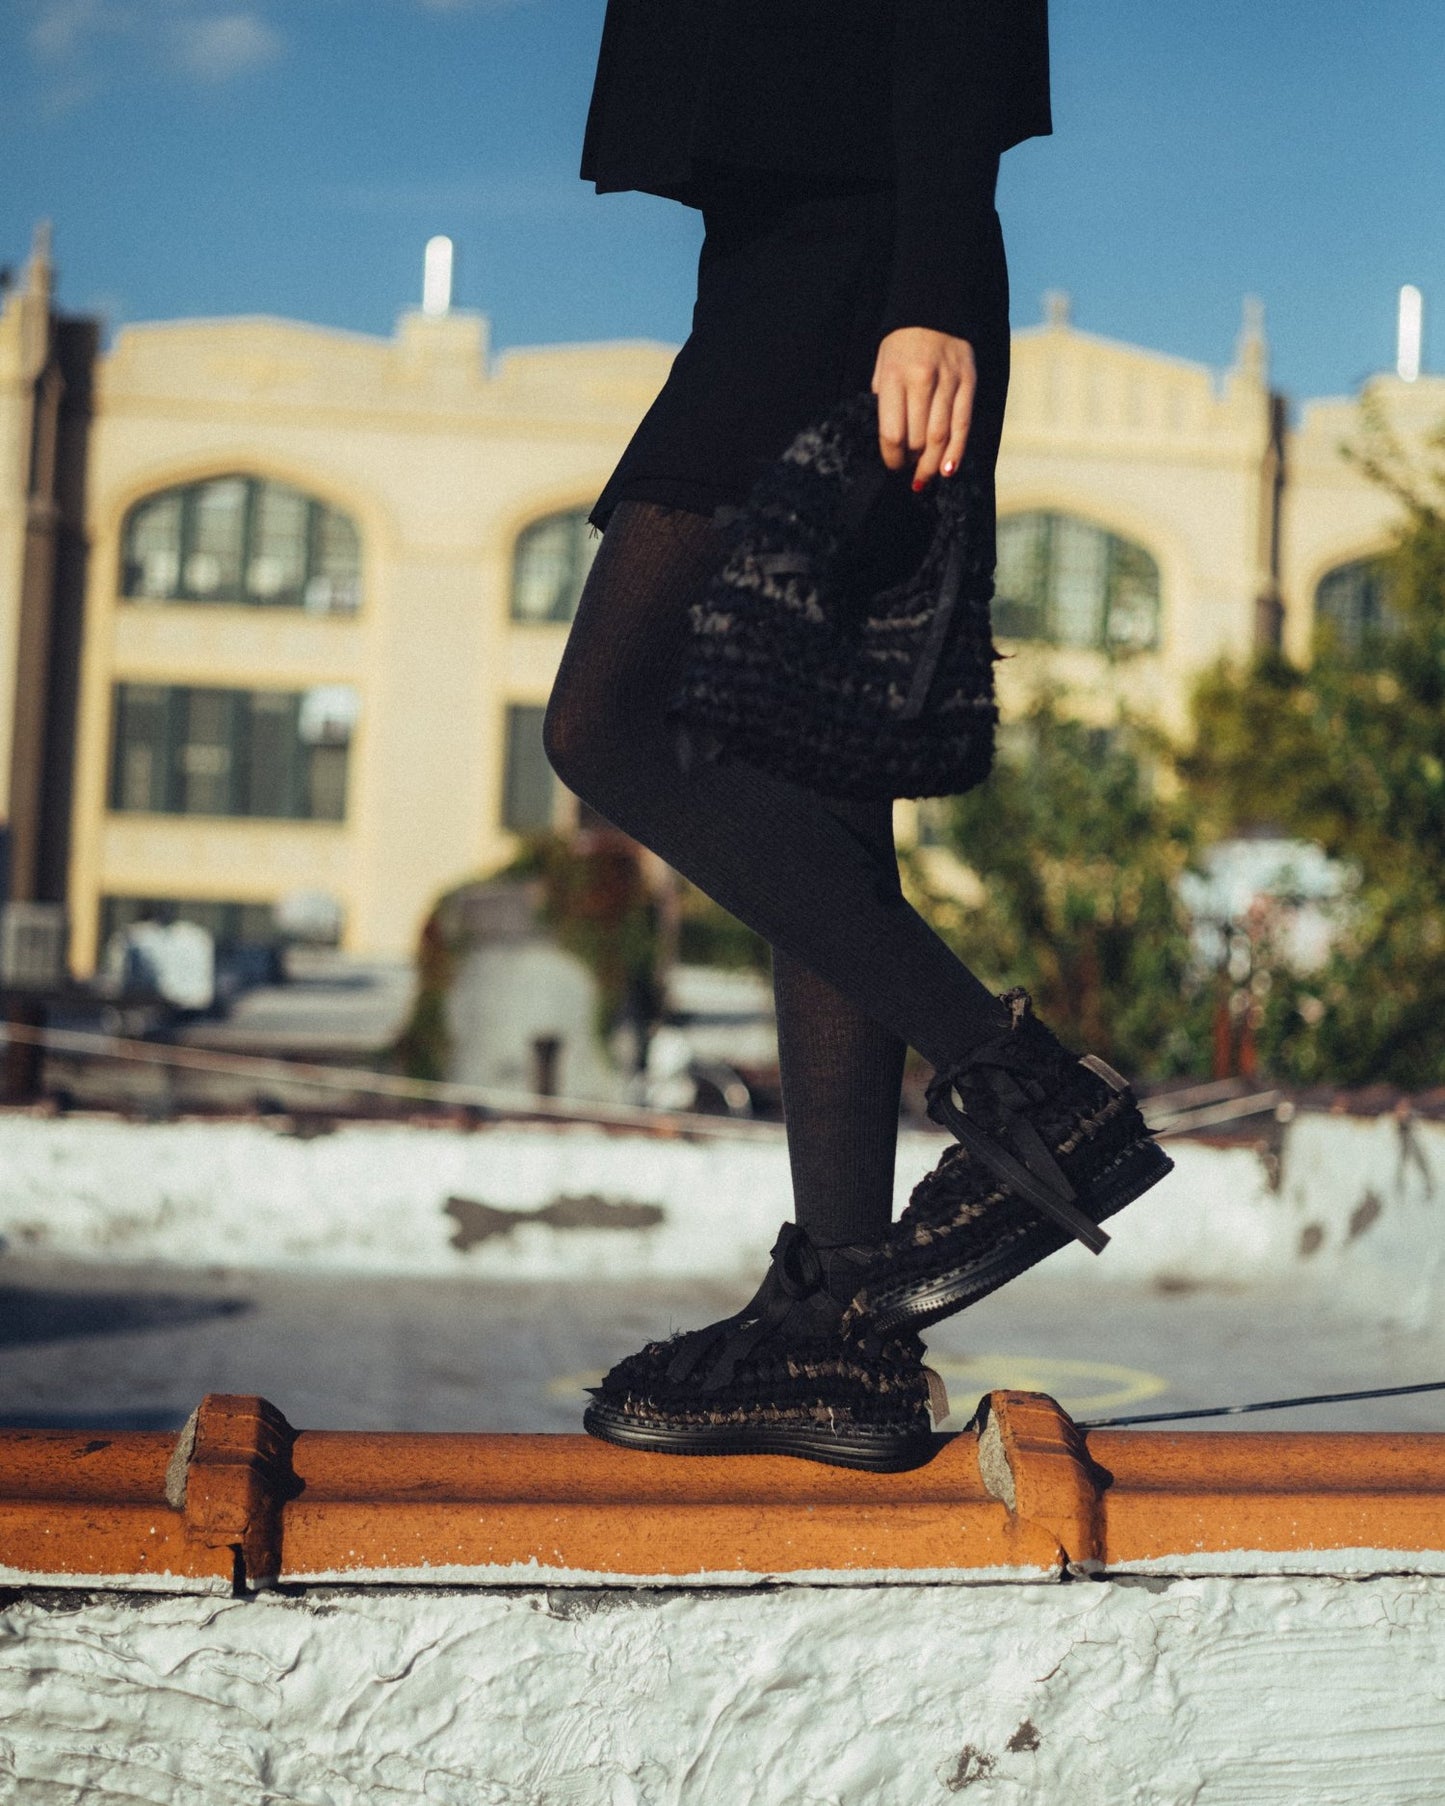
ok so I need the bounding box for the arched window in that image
[994,512,1161,652]
[511,507,599,624]
[1315,555,1395,651]
[121,475,361,612]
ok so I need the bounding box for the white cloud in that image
[25,0,284,96]
[28,0,128,62]
[165,11,282,80]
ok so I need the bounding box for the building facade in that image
[2,224,1441,972]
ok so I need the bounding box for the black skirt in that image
[588,167,1012,537]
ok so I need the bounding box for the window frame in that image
[509,507,600,626]
[1313,554,1397,654]
[108,682,354,823]
[500,702,557,833]
[99,895,282,954]
[993,510,1162,655]
[119,474,362,614]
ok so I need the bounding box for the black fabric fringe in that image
[597,1330,932,1434]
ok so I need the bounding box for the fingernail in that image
[912,477,925,493]
[941,458,956,476]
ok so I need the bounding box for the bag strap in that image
[899,533,966,720]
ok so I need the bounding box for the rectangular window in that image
[247,692,303,817]
[100,896,281,953]
[502,704,555,832]
[305,744,349,823]
[109,684,354,822]
[110,685,170,811]
[178,688,239,815]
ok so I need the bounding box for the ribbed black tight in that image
[542,498,1009,1245]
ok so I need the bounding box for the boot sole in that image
[868,1139,1175,1337]
[583,1401,936,1473]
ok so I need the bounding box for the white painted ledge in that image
[5,1577,1445,1805]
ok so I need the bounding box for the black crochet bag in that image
[663,387,1000,801]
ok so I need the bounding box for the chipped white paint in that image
[1041,1109,1444,1330]
[1097,1546,1445,1579]
[0,1566,232,1596]
[5,1577,1445,1804]
[275,1560,1063,1590]
[271,1546,1445,1587]
[0,1114,802,1281]
[11,1548,1443,1597]
[0,1111,1439,1318]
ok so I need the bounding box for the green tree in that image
[391,905,457,1083]
[912,700,1210,1077]
[1183,393,1445,1087]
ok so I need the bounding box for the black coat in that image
[578,1,1051,343]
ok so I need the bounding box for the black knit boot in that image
[583,1222,942,1471]
[850,988,1174,1335]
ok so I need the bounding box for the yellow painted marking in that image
[928,1355,1170,1419]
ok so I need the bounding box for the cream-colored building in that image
[987,292,1282,737]
[2,223,1441,971]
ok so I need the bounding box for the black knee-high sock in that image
[544,499,1010,1234]
[768,788,904,1245]
[772,942,907,1245]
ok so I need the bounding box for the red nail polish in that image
[912,477,924,493]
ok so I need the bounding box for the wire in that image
[1077,1379,1445,1430]
[0,1019,783,1142]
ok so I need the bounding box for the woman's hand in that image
[871,325,975,491]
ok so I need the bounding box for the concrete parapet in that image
[3,1108,1442,1332]
[6,1391,1445,1591]
[7,1394,1445,1803]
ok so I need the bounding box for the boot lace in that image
[923,991,1111,1255]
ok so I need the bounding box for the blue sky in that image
[2,0,1441,406]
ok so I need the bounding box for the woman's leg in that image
[772,932,908,1246]
[543,498,1012,1240]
